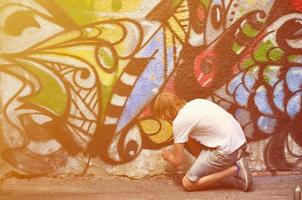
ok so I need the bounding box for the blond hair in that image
[152,92,186,121]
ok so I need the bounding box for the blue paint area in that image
[213,0,222,4]
[243,71,257,91]
[228,72,243,94]
[235,84,250,107]
[166,46,175,76]
[286,67,302,92]
[257,115,277,134]
[116,28,167,133]
[255,86,273,115]
[273,80,286,112]
[286,91,302,118]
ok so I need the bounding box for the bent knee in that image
[182,176,196,191]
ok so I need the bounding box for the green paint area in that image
[288,55,302,63]
[200,0,211,9]
[254,40,274,63]
[98,47,115,70]
[241,58,254,69]
[254,41,283,63]
[268,48,283,62]
[232,42,245,54]
[22,63,67,116]
[172,0,184,7]
[242,23,259,38]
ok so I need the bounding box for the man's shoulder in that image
[184,99,222,115]
[186,98,212,107]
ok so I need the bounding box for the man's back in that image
[173,99,246,154]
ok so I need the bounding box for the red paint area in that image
[290,0,302,12]
[193,51,216,88]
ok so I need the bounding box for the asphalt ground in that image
[0,173,301,200]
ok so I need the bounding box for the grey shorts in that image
[187,144,247,182]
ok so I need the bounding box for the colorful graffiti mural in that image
[0,0,301,176]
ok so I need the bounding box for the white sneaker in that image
[235,157,253,192]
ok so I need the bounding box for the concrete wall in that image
[0,0,302,179]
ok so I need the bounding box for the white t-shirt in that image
[173,99,246,154]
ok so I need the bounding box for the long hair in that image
[152,92,186,121]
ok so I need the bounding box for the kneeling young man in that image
[153,92,253,191]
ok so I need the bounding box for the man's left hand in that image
[160,148,172,161]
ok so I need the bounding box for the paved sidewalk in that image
[0,174,301,200]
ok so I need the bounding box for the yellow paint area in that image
[246,0,256,3]
[29,21,138,87]
[167,16,186,43]
[53,0,144,25]
[139,119,173,144]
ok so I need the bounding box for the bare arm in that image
[161,143,185,167]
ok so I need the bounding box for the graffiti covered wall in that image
[0,0,301,178]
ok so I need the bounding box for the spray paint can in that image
[294,186,301,200]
